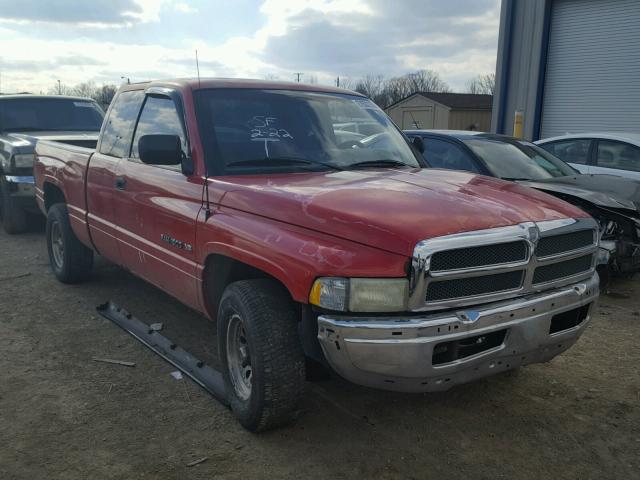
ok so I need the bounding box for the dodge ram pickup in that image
[35,79,600,432]
[0,95,103,233]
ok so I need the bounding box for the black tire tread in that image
[218,279,305,432]
[46,203,93,283]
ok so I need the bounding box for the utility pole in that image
[294,72,303,83]
[57,79,62,95]
[336,76,340,88]
[121,76,130,84]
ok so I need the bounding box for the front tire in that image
[218,279,305,432]
[46,203,94,283]
[1,179,28,234]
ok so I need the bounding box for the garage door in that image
[540,0,640,138]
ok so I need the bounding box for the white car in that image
[536,133,640,180]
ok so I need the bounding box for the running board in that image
[96,301,228,406]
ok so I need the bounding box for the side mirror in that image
[411,136,425,154]
[138,134,182,166]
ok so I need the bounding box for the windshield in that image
[464,138,577,180]
[0,98,104,133]
[194,89,421,174]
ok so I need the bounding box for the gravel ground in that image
[1,223,639,479]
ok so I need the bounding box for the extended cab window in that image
[99,90,144,158]
[422,138,479,173]
[131,96,187,164]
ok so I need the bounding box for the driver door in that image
[112,92,203,310]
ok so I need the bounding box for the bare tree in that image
[47,81,72,96]
[404,70,450,94]
[466,73,495,95]
[93,84,117,109]
[354,74,386,106]
[354,70,450,108]
[72,81,97,99]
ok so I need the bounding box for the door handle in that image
[115,176,127,190]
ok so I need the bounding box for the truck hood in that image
[213,168,588,257]
[519,174,640,216]
[1,131,99,151]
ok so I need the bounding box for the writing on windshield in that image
[195,89,421,174]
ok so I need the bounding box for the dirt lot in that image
[1,223,639,480]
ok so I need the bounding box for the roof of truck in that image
[120,77,364,96]
[0,94,96,102]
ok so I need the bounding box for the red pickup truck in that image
[35,79,600,431]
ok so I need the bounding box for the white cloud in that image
[0,0,501,93]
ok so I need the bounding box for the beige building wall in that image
[449,110,492,132]
[385,95,450,130]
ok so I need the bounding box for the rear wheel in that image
[218,279,305,432]
[46,203,94,283]
[0,179,27,234]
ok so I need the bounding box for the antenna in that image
[195,49,201,88]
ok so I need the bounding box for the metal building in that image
[492,0,640,141]
[385,92,493,131]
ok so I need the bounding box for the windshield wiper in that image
[501,177,532,181]
[348,159,413,169]
[226,157,343,171]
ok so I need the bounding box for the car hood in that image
[519,174,640,215]
[213,168,588,257]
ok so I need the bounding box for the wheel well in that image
[43,183,66,211]
[202,254,292,320]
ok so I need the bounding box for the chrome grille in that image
[430,241,528,272]
[533,254,594,285]
[426,270,524,302]
[536,230,595,258]
[409,218,598,311]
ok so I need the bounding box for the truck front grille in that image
[409,218,599,311]
[426,271,524,302]
[533,254,594,285]
[430,241,528,272]
[536,230,595,258]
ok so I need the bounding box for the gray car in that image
[536,132,640,181]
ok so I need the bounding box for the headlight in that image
[13,153,35,169]
[309,277,409,312]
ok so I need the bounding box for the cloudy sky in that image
[0,0,501,94]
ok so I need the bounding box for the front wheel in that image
[46,203,94,283]
[218,279,305,432]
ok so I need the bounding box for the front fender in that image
[198,206,408,304]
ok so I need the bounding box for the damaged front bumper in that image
[317,274,599,392]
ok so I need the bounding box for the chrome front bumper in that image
[4,175,35,198]
[317,274,599,392]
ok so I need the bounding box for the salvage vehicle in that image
[35,79,600,432]
[406,130,640,280]
[0,95,103,233]
[536,132,640,181]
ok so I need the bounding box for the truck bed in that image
[34,139,95,246]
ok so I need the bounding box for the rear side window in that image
[596,140,640,172]
[422,138,479,173]
[540,139,591,165]
[131,96,187,161]
[99,90,144,158]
